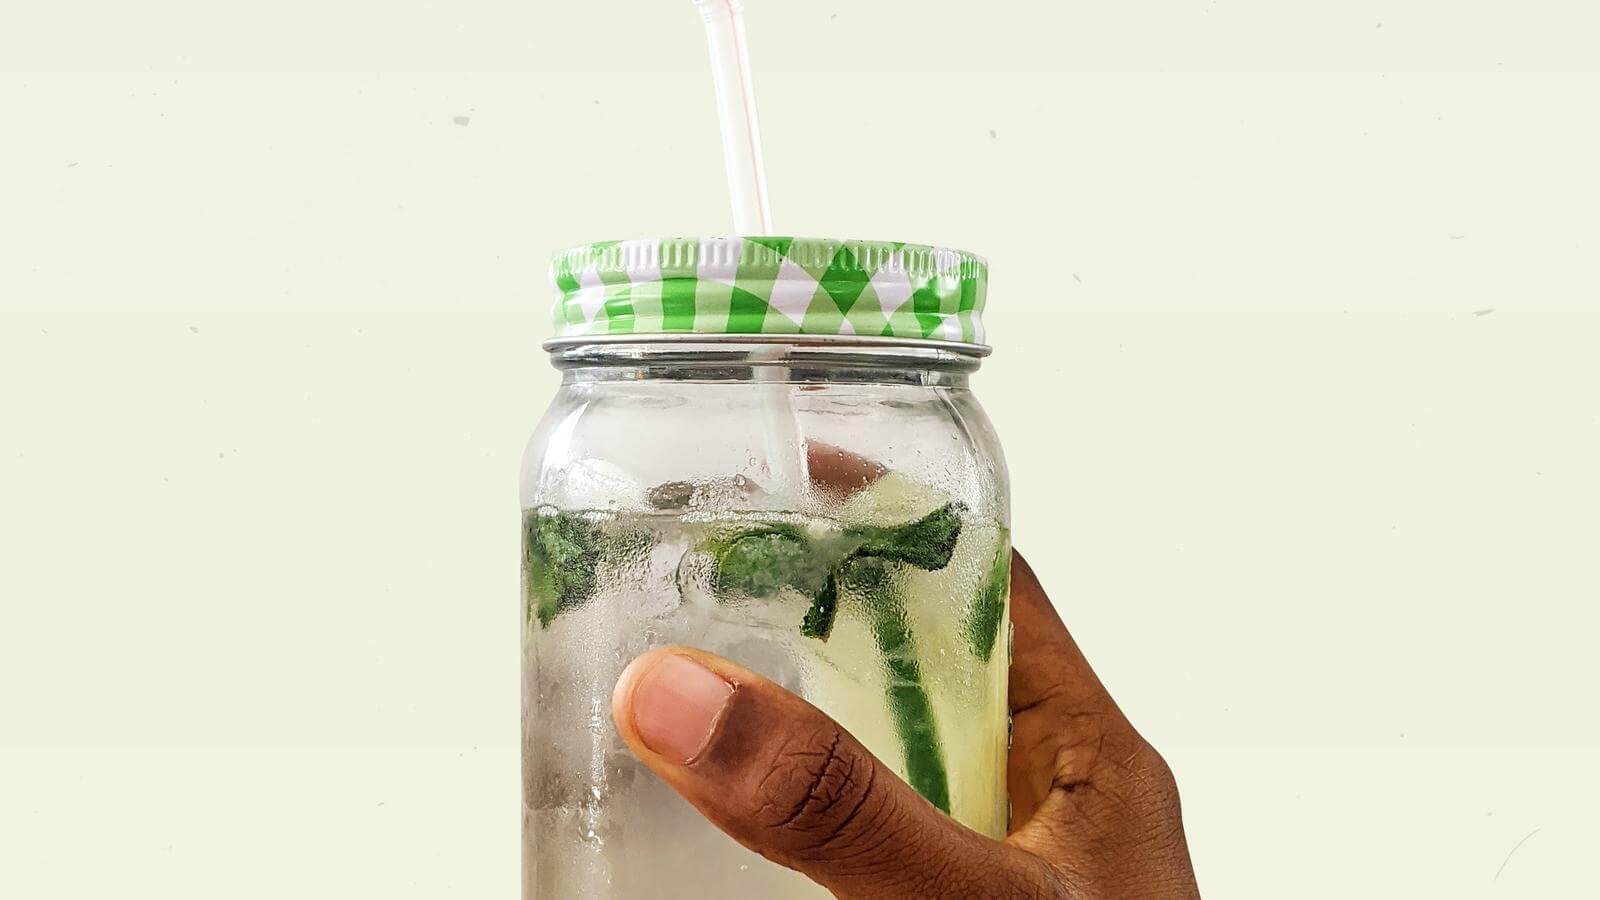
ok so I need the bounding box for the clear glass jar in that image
[521,336,1010,899]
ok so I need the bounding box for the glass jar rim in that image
[542,332,991,358]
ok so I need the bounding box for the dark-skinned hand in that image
[611,551,1201,898]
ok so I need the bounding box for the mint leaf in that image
[842,554,951,812]
[523,508,605,628]
[965,539,1010,661]
[850,502,965,571]
[707,524,829,599]
[798,570,839,640]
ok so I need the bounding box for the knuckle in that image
[752,726,885,856]
[1045,728,1183,822]
[1117,740,1183,816]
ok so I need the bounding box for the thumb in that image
[611,647,1059,899]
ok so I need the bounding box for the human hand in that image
[610,551,1200,898]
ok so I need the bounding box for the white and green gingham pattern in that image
[550,237,989,345]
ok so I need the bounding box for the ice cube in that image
[675,535,813,632]
[552,458,647,510]
[647,473,775,512]
[709,626,806,694]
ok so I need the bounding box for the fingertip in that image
[612,647,736,765]
[610,647,655,726]
[611,646,682,744]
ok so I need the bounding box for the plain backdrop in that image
[3,1,1598,897]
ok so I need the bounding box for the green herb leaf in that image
[850,502,965,571]
[523,508,605,628]
[798,570,839,640]
[965,539,1011,661]
[842,554,951,812]
[707,524,830,599]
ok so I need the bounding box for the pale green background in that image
[3,1,1598,897]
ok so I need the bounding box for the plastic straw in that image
[692,0,808,504]
[749,342,809,502]
[693,0,774,236]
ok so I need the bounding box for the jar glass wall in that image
[521,338,1010,899]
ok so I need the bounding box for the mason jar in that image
[521,237,1010,899]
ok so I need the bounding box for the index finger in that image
[1005,551,1145,830]
[1007,551,1122,719]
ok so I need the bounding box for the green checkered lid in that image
[549,237,990,346]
